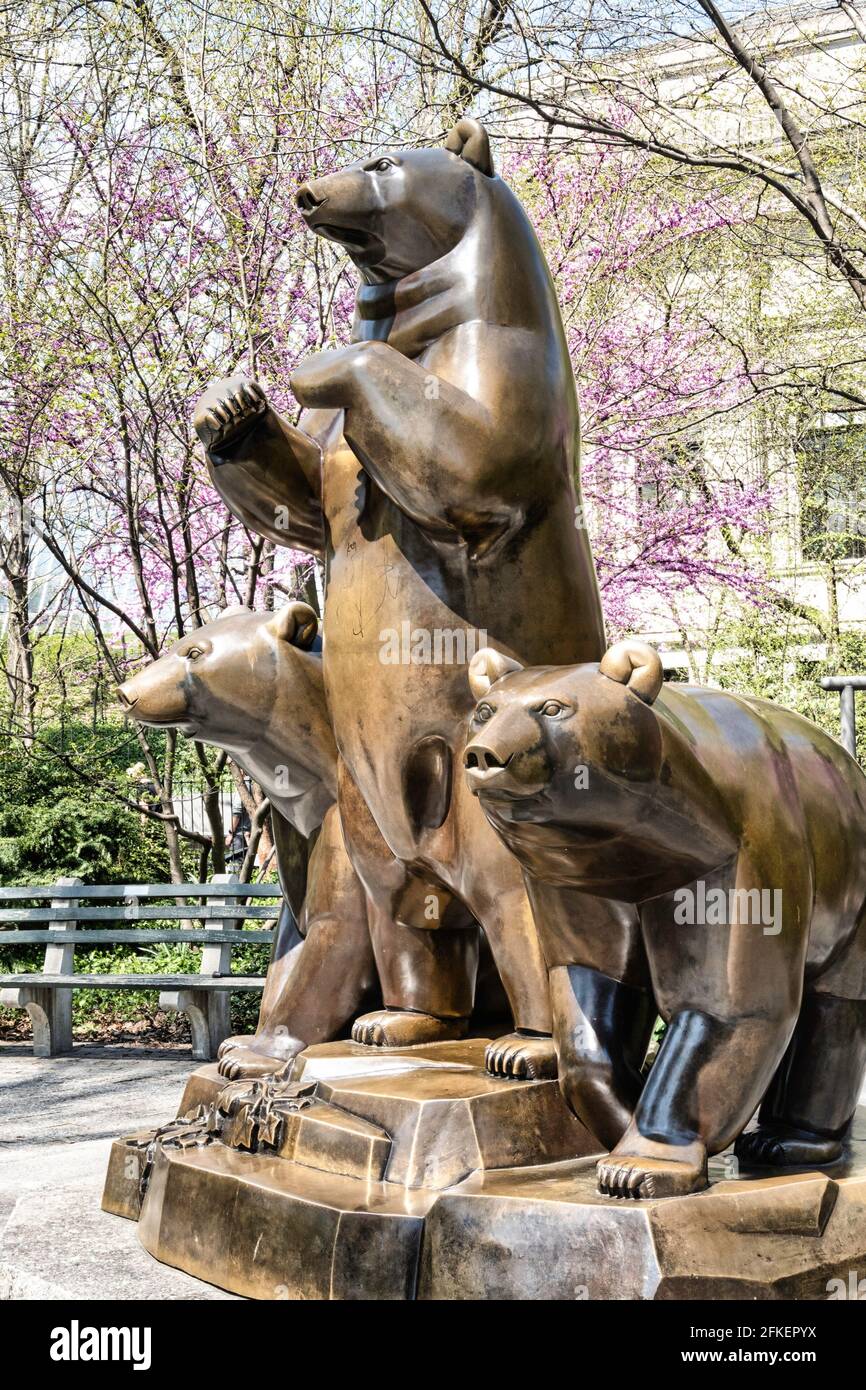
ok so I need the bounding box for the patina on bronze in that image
[100,117,866,1301]
[192,119,609,1075]
[117,602,481,1077]
[463,640,866,1199]
[103,1035,866,1299]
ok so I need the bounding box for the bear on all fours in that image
[464,639,866,1200]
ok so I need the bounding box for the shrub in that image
[8,797,170,886]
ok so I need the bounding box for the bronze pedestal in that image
[103,1047,866,1300]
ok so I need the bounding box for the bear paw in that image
[215,1031,303,1080]
[193,376,267,454]
[485,1031,557,1080]
[351,1010,468,1047]
[734,1125,843,1168]
[216,1046,289,1081]
[596,1153,708,1200]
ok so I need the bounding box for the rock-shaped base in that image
[177,1038,590,1190]
[419,1153,866,1300]
[138,1144,431,1300]
[102,1040,866,1300]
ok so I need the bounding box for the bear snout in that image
[296,182,326,214]
[464,733,549,801]
[464,741,511,774]
[116,664,190,727]
[116,681,137,711]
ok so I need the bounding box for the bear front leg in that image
[462,865,557,1080]
[217,901,308,1077]
[219,805,377,1081]
[597,1008,798,1199]
[290,336,529,539]
[335,762,478,1050]
[192,375,326,554]
[353,910,477,1048]
[551,964,655,1152]
[217,907,377,1080]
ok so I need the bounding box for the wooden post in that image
[841,683,856,760]
[197,871,235,1053]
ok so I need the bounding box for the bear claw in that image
[596,1153,706,1199]
[484,1032,557,1080]
[193,376,267,453]
[351,1010,468,1048]
[216,1046,287,1081]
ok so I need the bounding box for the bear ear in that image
[444,118,494,176]
[268,602,319,650]
[219,604,252,619]
[468,647,523,700]
[599,640,664,705]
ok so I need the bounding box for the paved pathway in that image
[0,1043,237,1299]
[2,1040,865,1301]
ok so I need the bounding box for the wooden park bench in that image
[0,875,283,1060]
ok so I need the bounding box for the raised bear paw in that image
[351,1009,468,1047]
[193,376,268,454]
[484,1031,557,1080]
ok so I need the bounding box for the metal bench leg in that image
[0,985,73,1057]
[159,989,230,1061]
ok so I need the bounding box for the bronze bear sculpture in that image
[464,639,866,1198]
[190,118,610,1076]
[117,602,481,1078]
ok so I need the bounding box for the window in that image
[798,424,866,562]
[636,439,702,513]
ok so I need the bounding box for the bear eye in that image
[373,158,394,173]
[475,702,495,722]
[540,700,567,718]
[185,646,204,662]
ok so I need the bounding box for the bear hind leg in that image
[354,910,478,1048]
[735,992,866,1168]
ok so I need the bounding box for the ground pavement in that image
[2,1040,865,1301]
[0,1043,237,1300]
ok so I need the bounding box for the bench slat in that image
[0,905,281,923]
[0,974,264,990]
[0,883,282,901]
[0,929,275,945]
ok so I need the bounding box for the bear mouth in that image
[317,222,366,246]
[464,764,547,802]
[127,713,197,736]
[310,221,385,261]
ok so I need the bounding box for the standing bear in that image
[464,640,866,1198]
[117,602,481,1078]
[191,119,609,1075]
